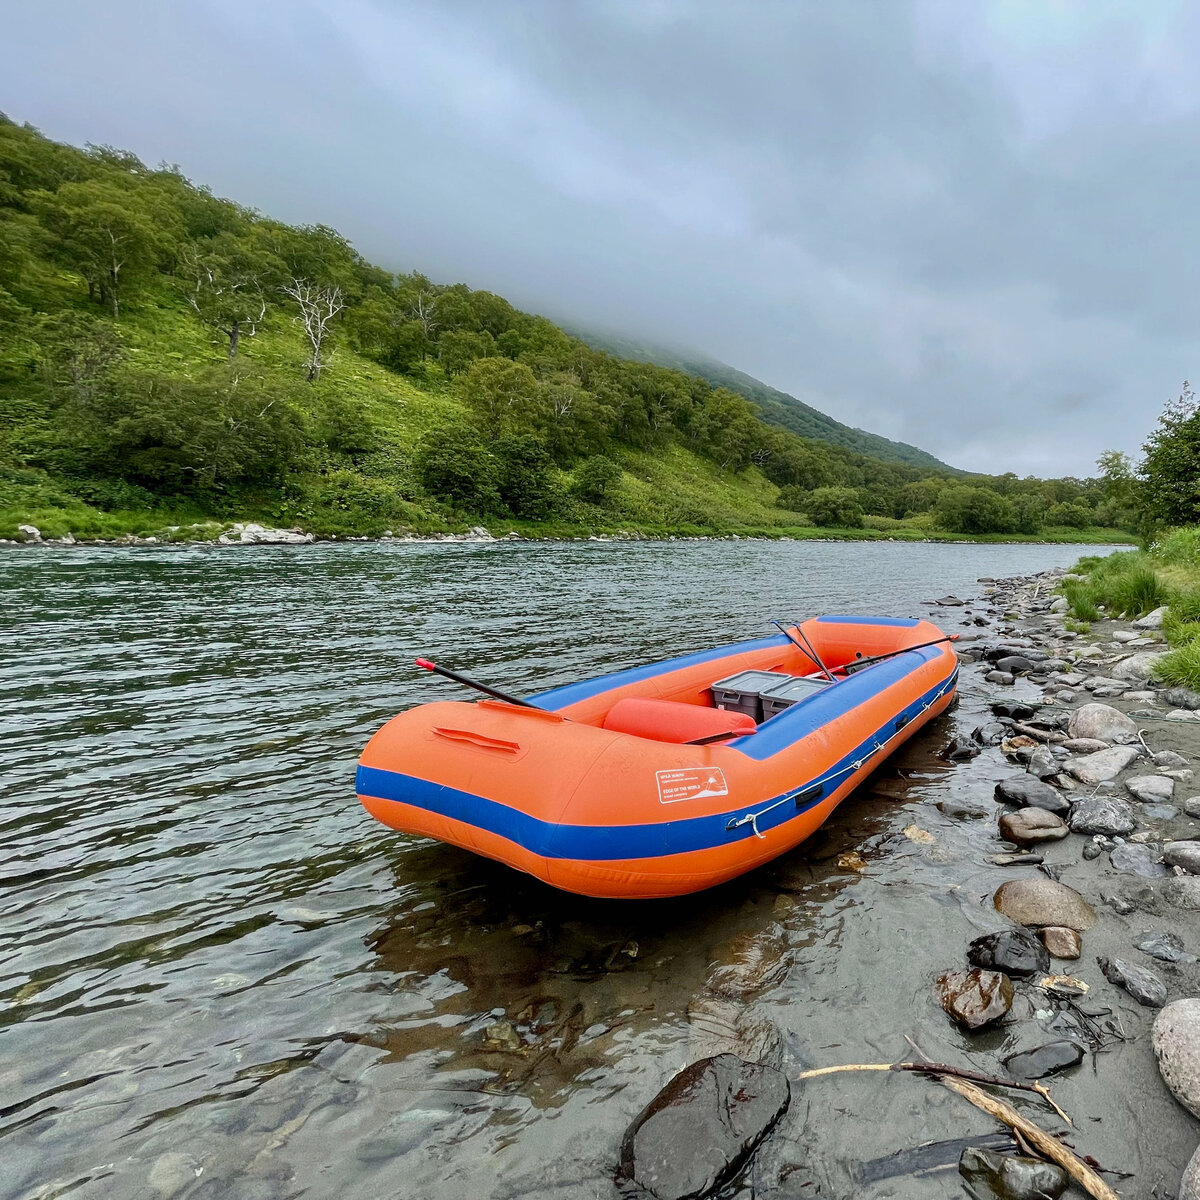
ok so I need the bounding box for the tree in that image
[804,486,864,528]
[933,485,1017,534]
[415,426,500,512]
[570,455,622,505]
[282,279,344,381]
[181,235,274,358]
[495,435,559,518]
[34,178,173,317]
[459,357,542,435]
[1140,383,1200,525]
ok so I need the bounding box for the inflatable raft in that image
[356,615,958,898]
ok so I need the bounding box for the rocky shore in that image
[620,565,1200,1200]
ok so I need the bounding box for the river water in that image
[6,538,1187,1200]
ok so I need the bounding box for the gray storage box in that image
[709,670,792,722]
[760,674,832,720]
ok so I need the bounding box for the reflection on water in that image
[6,537,1179,1200]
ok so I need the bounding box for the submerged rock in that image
[618,1054,790,1200]
[943,736,982,761]
[1153,999,1200,1120]
[1067,702,1138,744]
[998,809,1069,846]
[993,879,1096,931]
[686,999,783,1068]
[1039,927,1082,960]
[967,930,1049,977]
[707,927,789,1000]
[958,1145,1068,1200]
[1098,957,1167,1007]
[1002,1040,1084,1079]
[1069,796,1136,837]
[994,777,1069,815]
[937,968,1014,1030]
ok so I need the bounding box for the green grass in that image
[1154,641,1200,689]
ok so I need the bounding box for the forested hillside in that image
[566,325,955,472]
[0,118,1134,542]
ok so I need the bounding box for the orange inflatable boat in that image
[356,616,958,898]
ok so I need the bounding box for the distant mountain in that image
[566,325,958,474]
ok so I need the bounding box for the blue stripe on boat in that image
[356,666,957,862]
[531,634,789,708]
[815,614,922,627]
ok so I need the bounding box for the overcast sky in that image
[5,1,1198,475]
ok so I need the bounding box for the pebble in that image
[1067,702,1138,744]
[1098,956,1168,1007]
[936,968,1014,1030]
[618,1054,790,1200]
[1165,841,1200,874]
[1039,927,1082,960]
[995,776,1069,814]
[1082,842,1103,860]
[1002,1040,1084,1079]
[998,809,1070,846]
[967,929,1050,977]
[958,1146,1068,1199]
[1110,842,1169,878]
[1153,999,1200,1119]
[1126,775,1177,803]
[1065,745,1141,784]
[1135,931,1197,964]
[1069,796,1136,837]
[993,879,1096,931]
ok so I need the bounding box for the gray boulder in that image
[1067,702,1138,744]
[1065,745,1141,784]
[1112,652,1165,682]
[1069,796,1137,837]
[1135,606,1168,629]
[1165,841,1200,875]
[1182,1143,1200,1200]
[1099,957,1167,1007]
[1127,775,1176,803]
[1110,842,1169,878]
[1153,999,1200,1119]
[995,776,1069,814]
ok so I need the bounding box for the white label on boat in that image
[656,767,729,804]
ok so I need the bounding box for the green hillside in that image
[0,117,1132,543]
[566,325,956,472]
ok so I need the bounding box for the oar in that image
[415,658,541,708]
[771,619,837,682]
[845,634,960,672]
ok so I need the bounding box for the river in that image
[6,538,1173,1200]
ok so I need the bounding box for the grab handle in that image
[431,727,522,754]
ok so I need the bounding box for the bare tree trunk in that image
[228,319,240,360]
[282,279,344,384]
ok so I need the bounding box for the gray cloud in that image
[4,0,1197,474]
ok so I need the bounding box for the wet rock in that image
[484,1019,522,1051]
[1002,1040,1084,1080]
[988,852,1044,866]
[686,999,783,1068]
[936,595,965,606]
[987,671,1015,686]
[1069,796,1136,837]
[1111,842,1169,877]
[1165,841,1200,874]
[1065,745,1141,784]
[707,927,789,1000]
[1127,775,1176,803]
[1153,999,1200,1119]
[937,799,988,820]
[993,879,1096,931]
[991,702,1037,720]
[1039,927,1082,959]
[999,809,1069,846]
[1099,957,1167,1007]
[1062,737,1111,754]
[937,968,1014,1030]
[618,1054,790,1200]
[958,1146,1067,1200]
[973,721,1009,746]
[943,736,982,761]
[1067,702,1138,744]
[967,929,1049,977]
[148,1152,204,1197]
[1134,606,1167,629]
[1025,748,1059,780]
[1135,931,1196,963]
[996,656,1034,675]
[1001,736,1038,759]
[994,777,1069,815]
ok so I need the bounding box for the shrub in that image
[1154,526,1200,569]
[494,434,560,518]
[932,485,1017,534]
[805,486,864,528]
[414,426,500,512]
[570,455,622,505]
[1154,641,1200,690]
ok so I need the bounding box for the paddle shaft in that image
[848,634,959,671]
[415,658,540,708]
[773,620,837,682]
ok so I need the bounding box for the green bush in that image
[1154,526,1200,569]
[1154,641,1200,689]
[570,454,622,505]
[1062,580,1101,621]
[1104,567,1167,617]
[804,486,864,528]
[933,485,1017,534]
[414,426,500,512]
[495,435,560,519]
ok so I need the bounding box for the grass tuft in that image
[1154,641,1200,689]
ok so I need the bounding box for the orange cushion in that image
[601,697,756,743]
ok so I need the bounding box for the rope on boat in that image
[725,674,959,840]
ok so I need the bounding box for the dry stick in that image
[938,1076,1119,1200]
[1007,720,1067,744]
[793,1061,1072,1126]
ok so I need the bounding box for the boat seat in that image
[601,697,756,743]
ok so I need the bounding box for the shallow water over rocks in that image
[6,538,1199,1199]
